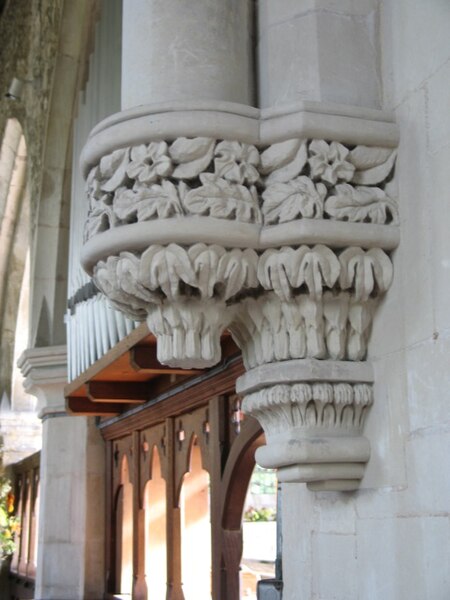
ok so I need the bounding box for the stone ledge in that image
[17,346,68,411]
[80,100,398,176]
[236,358,374,395]
[81,217,399,274]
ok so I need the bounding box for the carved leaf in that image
[366,248,393,294]
[260,139,301,173]
[264,142,308,185]
[349,146,392,170]
[325,184,398,224]
[258,245,339,301]
[117,252,161,304]
[258,247,298,301]
[170,137,215,179]
[84,210,111,241]
[93,255,153,320]
[99,148,130,192]
[293,245,341,299]
[113,180,183,222]
[350,147,397,185]
[183,174,261,223]
[339,247,393,301]
[188,244,225,298]
[139,244,197,300]
[93,257,117,299]
[216,248,259,300]
[262,177,327,223]
[323,291,349,360]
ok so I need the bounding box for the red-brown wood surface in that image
[104,380,263,599]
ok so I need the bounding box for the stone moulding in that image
[236,359,373,491]
[80,101,399,491]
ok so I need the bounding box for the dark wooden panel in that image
[131,345,201,376]
[67,396,123,416]
[100,358,244,440]
[88,381,150,403]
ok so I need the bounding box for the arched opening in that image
[0,119,29,403]
[241,466,278,598]
[18,475,31,576]
[220,415,265,599]
[180,435,212,600]
[143,445,167,598]
[115,454,133,596]
[0,118,39,465]
[103,391,278,600]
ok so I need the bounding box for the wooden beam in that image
[66,396,123,416]
[130,346,201,375]
[87,381,149,404]
[101,358,245,440]
[64,322,152,398]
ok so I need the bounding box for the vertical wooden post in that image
[105,441,114,593]
[133,431,148,599]
[26,467,39,578]
[166,417,184,600]
[18,474,29,575]
[209,395,227,600]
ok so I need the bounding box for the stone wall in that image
[0,0,63,225]
[281,1,450,598]
[0,0,63,400]
[0,0,64,463]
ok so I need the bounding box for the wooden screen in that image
[104,393,263,600]
[9,451,40,600]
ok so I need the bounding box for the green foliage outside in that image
[243,466,277,522]
[0,444,19,562]
[248,465,277,496]
[243,505,276,522]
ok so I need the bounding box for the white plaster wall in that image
[280,1,450,598]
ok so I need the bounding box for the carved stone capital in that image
[17,345,68,414]
[80,101,399,490]
[237,359,374,491]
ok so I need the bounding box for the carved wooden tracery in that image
[105,391,263,600]
[82,103,399,491]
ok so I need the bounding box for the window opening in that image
[241,466,278,599]
[180,436,212,600]
[116,455,133,597]
[144,446,167,598]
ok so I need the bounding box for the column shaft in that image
[122,0,255,108]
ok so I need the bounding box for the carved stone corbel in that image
[80,101,399,490]
[236,359,373,491]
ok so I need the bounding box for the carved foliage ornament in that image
[93,242,392,368]
[83,130,399,490]
[84,137,398,240]
[243,382,373,439]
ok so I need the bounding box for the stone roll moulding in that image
[80,101,399,491]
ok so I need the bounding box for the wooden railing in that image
[8,451,40,600]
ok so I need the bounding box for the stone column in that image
[121,0,254,108]
[257,0,381,109]
[79,0,398,499]
[19,346,105,600]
